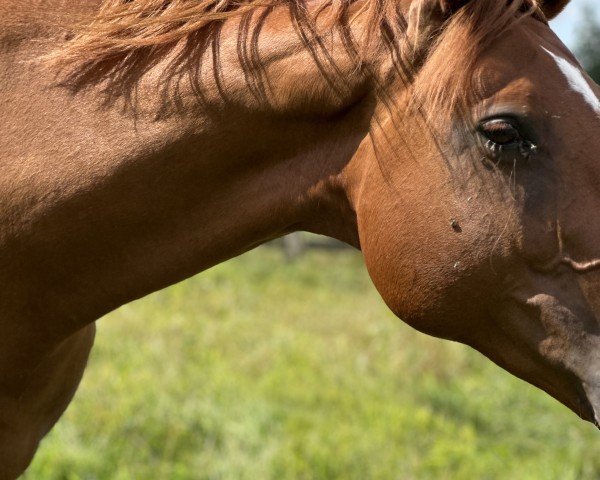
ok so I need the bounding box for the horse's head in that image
[355,0,600,425]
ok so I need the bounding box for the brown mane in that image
[47,0,545,115]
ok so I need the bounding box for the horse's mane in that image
[47,0,545,115]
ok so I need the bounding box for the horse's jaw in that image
[523,292,600,428]
[582,383,600,429]
[476,285,600,429]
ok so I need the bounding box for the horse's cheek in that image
[358,201,502,339]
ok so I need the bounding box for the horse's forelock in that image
[409,0,544,122]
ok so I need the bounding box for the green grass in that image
[24,247,599,479]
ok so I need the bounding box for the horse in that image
[1,0,598,476]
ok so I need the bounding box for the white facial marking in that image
[543,47,600,117]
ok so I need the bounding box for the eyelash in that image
[484,138,538,160]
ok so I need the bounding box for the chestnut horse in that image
[1,0,599,476]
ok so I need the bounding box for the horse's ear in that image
[403,0,471,23]
[439,0,471,14]
[538,0,570,20]
[403,0,472,62]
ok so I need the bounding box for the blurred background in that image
[25,3,600,479]
[551,0,600,81]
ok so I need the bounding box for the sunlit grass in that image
[25,247,599,479]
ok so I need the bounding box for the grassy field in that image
[24,247,599,479]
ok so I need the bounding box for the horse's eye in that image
[479,119,521,145]
[477,118,538,161]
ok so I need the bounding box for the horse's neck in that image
[0,2,371,336]
[0,1,100,48]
